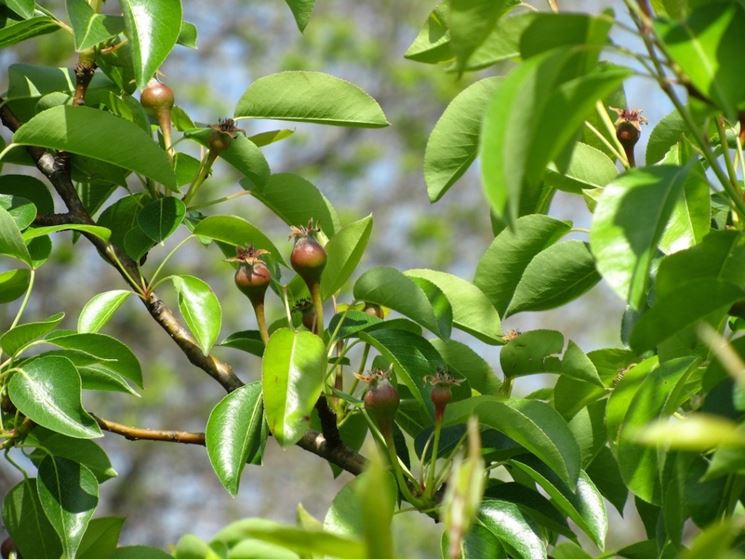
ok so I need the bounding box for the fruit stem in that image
[157,109,175,161]
[383,432,425,508]
[183,150,218,206]
[9,269,34,331]
[254,300,269,345]
[310,282,325,337]
[426,418,443,498]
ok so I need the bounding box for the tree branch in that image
[95,415,367,475]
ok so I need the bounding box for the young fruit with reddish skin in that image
[425,369,462,423]
[610,106,647,167]
[362,371,400,440]
[290,221,327,286]
[140,79,174,114]
[230,247,271,344]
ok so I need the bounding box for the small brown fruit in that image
[140,79,174,115]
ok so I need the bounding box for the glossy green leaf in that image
[561,340,604,387]
[26,427,117,482]
[351,453,395,559]
[262,328,326,447]
[656,3,745,118]
[545,142,618,193]
[206,382,265,495]
[321,214,372,299]
[500,330,563,378]
[9,355,101,438]
[586,446,627,515]
[404,2,452,63]
[449,0,513,72]
[241,172,340,235]
[224,523,364,559]
[235,71,389,128]
[5,0,35,19]
[0,268,30,303]
[465,12,535,70]
[186,128,270,187]
[0,311,64,356]
[631,279,744,353]
[248,128,294,147]
[77,290,133,333]
[44,331,143,387]
[0,204,31,264]
[121,0,182,88]
[446,396,580,488]
[406,268,502,344]
[646,110,687,165]
[193,215,287,266]
[474,214,570,316]
[507,240,600,316]
[66,0,125,51]
[480,48,629,224]
[12,106,176,187]
[590,165,692,308]
[353,266,444,336]
[0,174,55,214]
[510,460,607,549]
[552,542,593,559]
[22,223,112,242]
[443,525,504,559]
[403,276,453,339]
[605,356,659,444]
[477,499,546,559]
[137,197,186,243]
[617,358,696,504]
[431,338,501,395]
[658,165,710,254]
[0,194,36,230]
[283,0,315,31]
[77,517,125,559]
[170,275,222,355]
[0,16,60,48]
[219,330,265,357]
[425,77,499,202]
[359,328,446,415]
[3,479,63,559]
[37,456,98,559]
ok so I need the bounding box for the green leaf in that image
[590,165,692,309]
[658,166,710,254]
[241,173,340,235]
[446,396,580,488]
[404,2,452,63]
[235,71,389,128]
[186,128,270,187]
[5,0,35,19]
[586,446,627,515]
[405,268,502,344]
[25,427,117,482]
[0,268,30,303]
[353,266,445,336]
[506,240,600,316]
[0,204,31,264]
[77,517,125,559]
[632,413,745,451]
[0,311,64,356]
[646,110,687,165]
[3,479,63,559]
[656,3,745,118]
[283,0,315,31]
[465,12,536,70]
[449,0,514,72]
[321,214,373,299]
[121,0,182,88]
[170,275,222,355]
[425,77,500,202]
[177,21,197,48]
[206,382,265,495]
[262,328,326,447]
[408,276,453,340]
[544,142,618,193]
[477,499,546,559]
[510,460,607,549]
[431,338,501,395]
[480,48,630,224]
[66,0,125,51]
[77,290,133,333]
[224,523,364,559]
[500,330,563,378]
[111,546,174,558]
[9,355,101,438]
[219,330,265,357]
[630,279,744,353]
[248,128,294,147]
[44,331,143,387]
[474,214,571,316]
[22,223,111,242]
[0,16,60,48]
[561,340,604,387]
[12,106,176,187]
[137,197,186,243]
[0,174,55,214]
[193,215,287,267]
[0,194,36,230]
[37,456,99,559]
[359,328,446,416]
[605,356,659,444]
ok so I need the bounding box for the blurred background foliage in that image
[0,0,651,552]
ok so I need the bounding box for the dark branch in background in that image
[33,213,76,226]
[0,99,367,477]
[315,396,342,448]
[95,415,366,476]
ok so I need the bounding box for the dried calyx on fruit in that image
[358,369,400,440]
[289,219,327,286]
[425,368,463,423]
[610,106,647,167]
[228,246,271,343]
[208,118,244,154]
